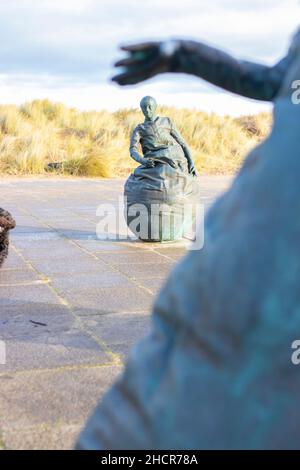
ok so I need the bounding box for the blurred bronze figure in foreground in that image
[77,28,300,449]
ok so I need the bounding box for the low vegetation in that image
[0,99,272,177]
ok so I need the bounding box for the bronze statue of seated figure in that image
[130,96,197,175]
[124,96,200,242]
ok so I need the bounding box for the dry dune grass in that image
[0,99,272,177]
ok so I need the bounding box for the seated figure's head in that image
[140,96,157,120]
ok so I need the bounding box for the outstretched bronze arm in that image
[170,41,291,102]
[112,39,293,102]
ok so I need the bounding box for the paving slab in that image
[0,365,122,449]
[1,299,113,372]
[94,251,172,265]
[116,261,175,279]
[0,284,61,306]
[0,269,42,286]
[1,424,81,451]
[82,312,152,360]
[65,286,155,313]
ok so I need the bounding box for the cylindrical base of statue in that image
[124,163,200,242]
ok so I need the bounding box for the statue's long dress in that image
[77,32,300,449]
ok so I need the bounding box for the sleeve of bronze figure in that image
[171,40,293,102]
[169,119,194,170]
[129,126,146,165]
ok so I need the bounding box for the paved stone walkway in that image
[0,176,231,449]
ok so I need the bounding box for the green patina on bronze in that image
[130,96,196,175]
[124,96,200,242]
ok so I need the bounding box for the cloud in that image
[0,0,299,114]
[0,73,272,116]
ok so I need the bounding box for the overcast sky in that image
[0,0,299,115]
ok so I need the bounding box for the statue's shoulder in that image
[132,123,143,133]
[159,116,172,127]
